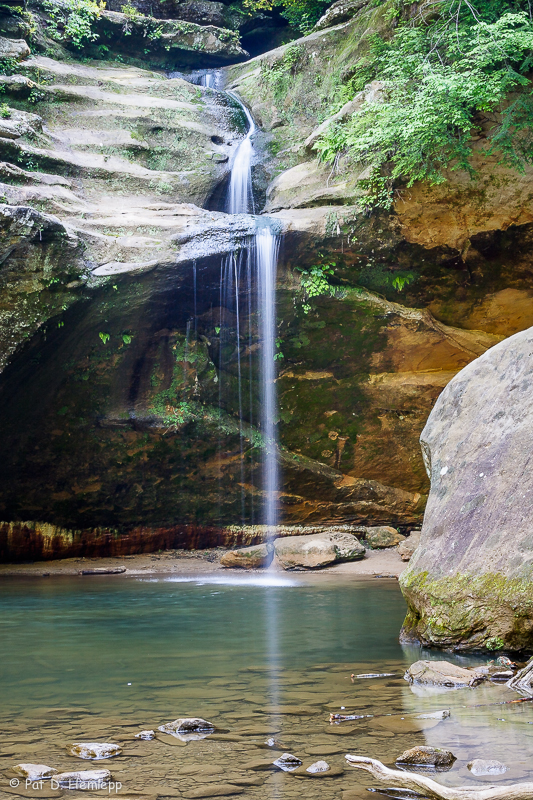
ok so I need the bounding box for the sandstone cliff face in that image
[2,0,533,560]
[400,326,533,651]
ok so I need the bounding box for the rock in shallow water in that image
[220,542,274,569]
[467,759,508,776]
[68,743,122,760]
[53,770,111,788]
[274,531,365,569]
[396,746,456,768]
[306,760,330,773]
[405,660,485,688]
[13,765,57,780]
[158,717,215,741]
[135,730,155,740]
[273,753,302,771]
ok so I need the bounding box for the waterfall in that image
[256,227,280,532]
[221,90,279,531]
[225,92,256,215]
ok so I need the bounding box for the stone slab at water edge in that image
[400,325,533,651]
[273,531,365,569]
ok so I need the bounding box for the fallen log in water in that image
[508,658,533,694]
[345,755,533,800]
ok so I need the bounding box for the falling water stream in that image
[206,72,280,533]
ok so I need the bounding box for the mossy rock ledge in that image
[399,326,533,652]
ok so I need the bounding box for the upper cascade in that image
[225,93,256,215]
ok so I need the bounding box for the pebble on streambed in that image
[67,743,122,760]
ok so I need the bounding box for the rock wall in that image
[1,0,533,560]
[399,326,533,652]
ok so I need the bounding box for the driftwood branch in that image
[508,658,533,694]
[345,755,533,800]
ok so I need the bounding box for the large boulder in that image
[274,530,365,569]
[0,36,29,60]
[220,542,274,569]
[397,530,421,561]
[400,326,533,651]
[364,526,405,548]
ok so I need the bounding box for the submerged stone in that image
[468,759,508,776]
[67,743,122,760]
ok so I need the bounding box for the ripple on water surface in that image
[1,576,533,799]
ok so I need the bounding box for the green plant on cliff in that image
[315,1,533,206]
[260,45,305,99]
[44,0,105,48]
[244,0,328,32]
[296,260,335,314]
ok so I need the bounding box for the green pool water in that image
[1,574,533,800]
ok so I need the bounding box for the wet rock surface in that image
[12,765,57,780]
[67,743,122,759]
[158,718,215,741]
[396,745,456,768]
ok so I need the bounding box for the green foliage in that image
[0,103,11,118]
[260,45,304,99]
[0,57,20,76]
[244,0,327,32]
[391,271,415,291]
[44,0,104,49]
[315,2,533,206]
[274,336,284,361]
[98,331,110,344]
[297,260,335,313]
[121,1,142,20]
[486,636,505,651]
[163,400,196,432]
